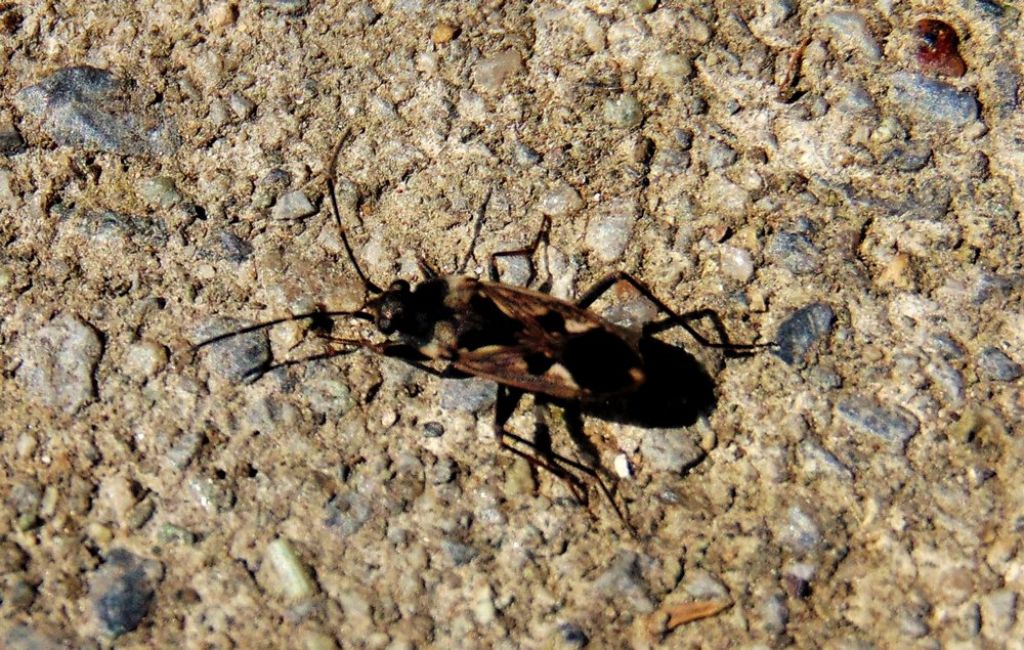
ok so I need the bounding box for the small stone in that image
[981,590,1017,634]
[211,230,254,262]
[271,190,317,220]
[704,140,737,169]
[14,66,178,156]
[585,198,636,262]
[513,142,540,166]
[123,340,168,381]
[441,539,478,566]
[684,569,729,600]
[798,440,852,480]
[539,182,584,217]
[759,593,789,634]
[89,549,162,637]
[504,456,536,496]
[229,93,256,119]
[882,141,932,172]
[188,475,235,513]
[324,493,372,537]
[836,397,919,445]
[888,72,978,127]
[640,431,705,474]
[651,54,692,87]
[126,498,155,530]
[593,551,654,613]
[0,127,26,155]
[428,457,457,485]
[16,313,103,413]
[633,0,657,13]
[835,84,875,114]
[823,10,881,61]
[156,523,195,545]
[719,245,755,282]
[915,19,966,78]
[472,584,497,625]
[440,377,497,413]
[474,50,523,92]
[766,231,820,274]
[977,347,1022,382]
[304,375,357,420]
[207,2,237,29]
[776,506,821,552]
[4,576,35,611]
[557,622,589,648]
[137,176,183,208]
[431,23,458,44]
[166,430,205,470]
[195,318,271,383]
[422,421,445,438]
[773,303,835,365]
[266,538,318,600]
[602,94,643,128]
[613,453,632,479]
[261,0,308,14]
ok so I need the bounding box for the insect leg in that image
[576,271,772,355]
[493,386,588,504]
[487,216,552,286]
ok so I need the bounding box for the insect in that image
[195,136,768,532]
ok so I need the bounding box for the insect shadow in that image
[193,134,768,533]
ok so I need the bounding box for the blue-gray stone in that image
[195,318,271,383]
[836,397,919,445]
[774,303,835,365]
[978,347,1023,382]
[887,72,978,127]
[14,66,178,157]
[90,549,161,637]
[767,231,820,274]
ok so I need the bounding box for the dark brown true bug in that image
[195,135,769,532]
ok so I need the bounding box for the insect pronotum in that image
[194,134,770,533]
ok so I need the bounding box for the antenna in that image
[327,130,384,295]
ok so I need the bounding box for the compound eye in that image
[389,279,410,293]
[378,316,395,335]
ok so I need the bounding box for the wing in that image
[449,281,645,400]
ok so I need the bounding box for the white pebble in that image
[539,181,583,217]
[719,245,755,282]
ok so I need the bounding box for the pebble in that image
[759,593,790,634]
[474,50,523,92]
[592,551,654,613]
[836,397,919,445]
[123,340,168,381]
[585,198,636,262]
[428,456,457,485]
[324,492,372,537]
[261,0,308,15]
[683,568,729,600]
[271,190,317,220]
[166,429,205,470]
[229,93,255,120]
[835,84,875,114]
[823,11,881,61]
[798,439,853,480]
[881,141,932,172]
[719,244,755,282]
[989,64,1020,119]
[210,229,254,262]
[539,181,584,217]
[704,140,737,169]
[602,94,643,129]
[0,127,25,155]
[766,231,820,274]
[441,538,479,566]
[776,506,821,553]
[773,302,835,365]
[440,377,497,412]
[977,347,1022,382]
[137,176,183,208]
[422,421,445,438]
[431,23,458,45]
[915,19,966,78]
[639,431,705,474]
[188,475,235,513]
[195,318,271,383]
[13,66,178,156]
[304,374,358,420]
[266,538,318,600]
[16,313,103,413]
[156,523,196,545]
[557,622,589,648]
[981,590,1017,634]
[89,549,162,637]
[887,72,979,127]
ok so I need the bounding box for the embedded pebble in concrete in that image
[194,319,271,383]
[592,551,654,613]
[640,430,705,474]
[773,303,836,365]
[602,94,643,128]
[137,176,183,208]
[585,198,636,262]
[16,313,103,413]
[887,72,979,127]
[13,66,178,156]
[977,347,1022,382]
[823,11,881,61]
[271,190,317,220]
[766,231,820,275]
[89,549,162,637]
[440,377,497,412]
[539,181,584,217]
[836,397,920,446]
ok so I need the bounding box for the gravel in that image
[15,313,103,413]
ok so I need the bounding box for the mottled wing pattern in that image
[450,281,646,400]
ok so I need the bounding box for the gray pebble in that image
[602,94,643,129]
[639,431,705,474]
[776,505,821,552]
[978,347,1022,382]
[212,230,254,262]
[16,313,103,413]
[89,549,162,637]
[260,0,308,14]
[440,377,497,412]
[428,456,457,484]
[252,168,293,209]
[14,66,178,156]
[585,198,636,263]
[836,397,919,445]
[539,181,584,217]
[195,318,271,383]
[592,551,654,613]
[766,231,820,274]
[925,359,964,406]
[165,430,205,470]
[229,93,255,120]
[759,593,790,634]
[422,421,445,438]
[683,568,729,600]
[441,538,478,566]
[557,622,589,648]
[881,141,932,172]
[931,332,965,359]
[76,209,168,247]
[271,190,317,220]
[773,302,835,365]
[324,492,372,537]
[798,440,853,480]
[823,11,881,61]
[835,84,875,114]
[704,140,737,169]
[513,142,541,166]
[888,72,979,127]
[989,64,1020,119]
[303,372,357,420]
[0,127,26,155]
[137,176,183,209]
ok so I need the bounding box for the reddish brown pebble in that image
[915,19,966,78]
